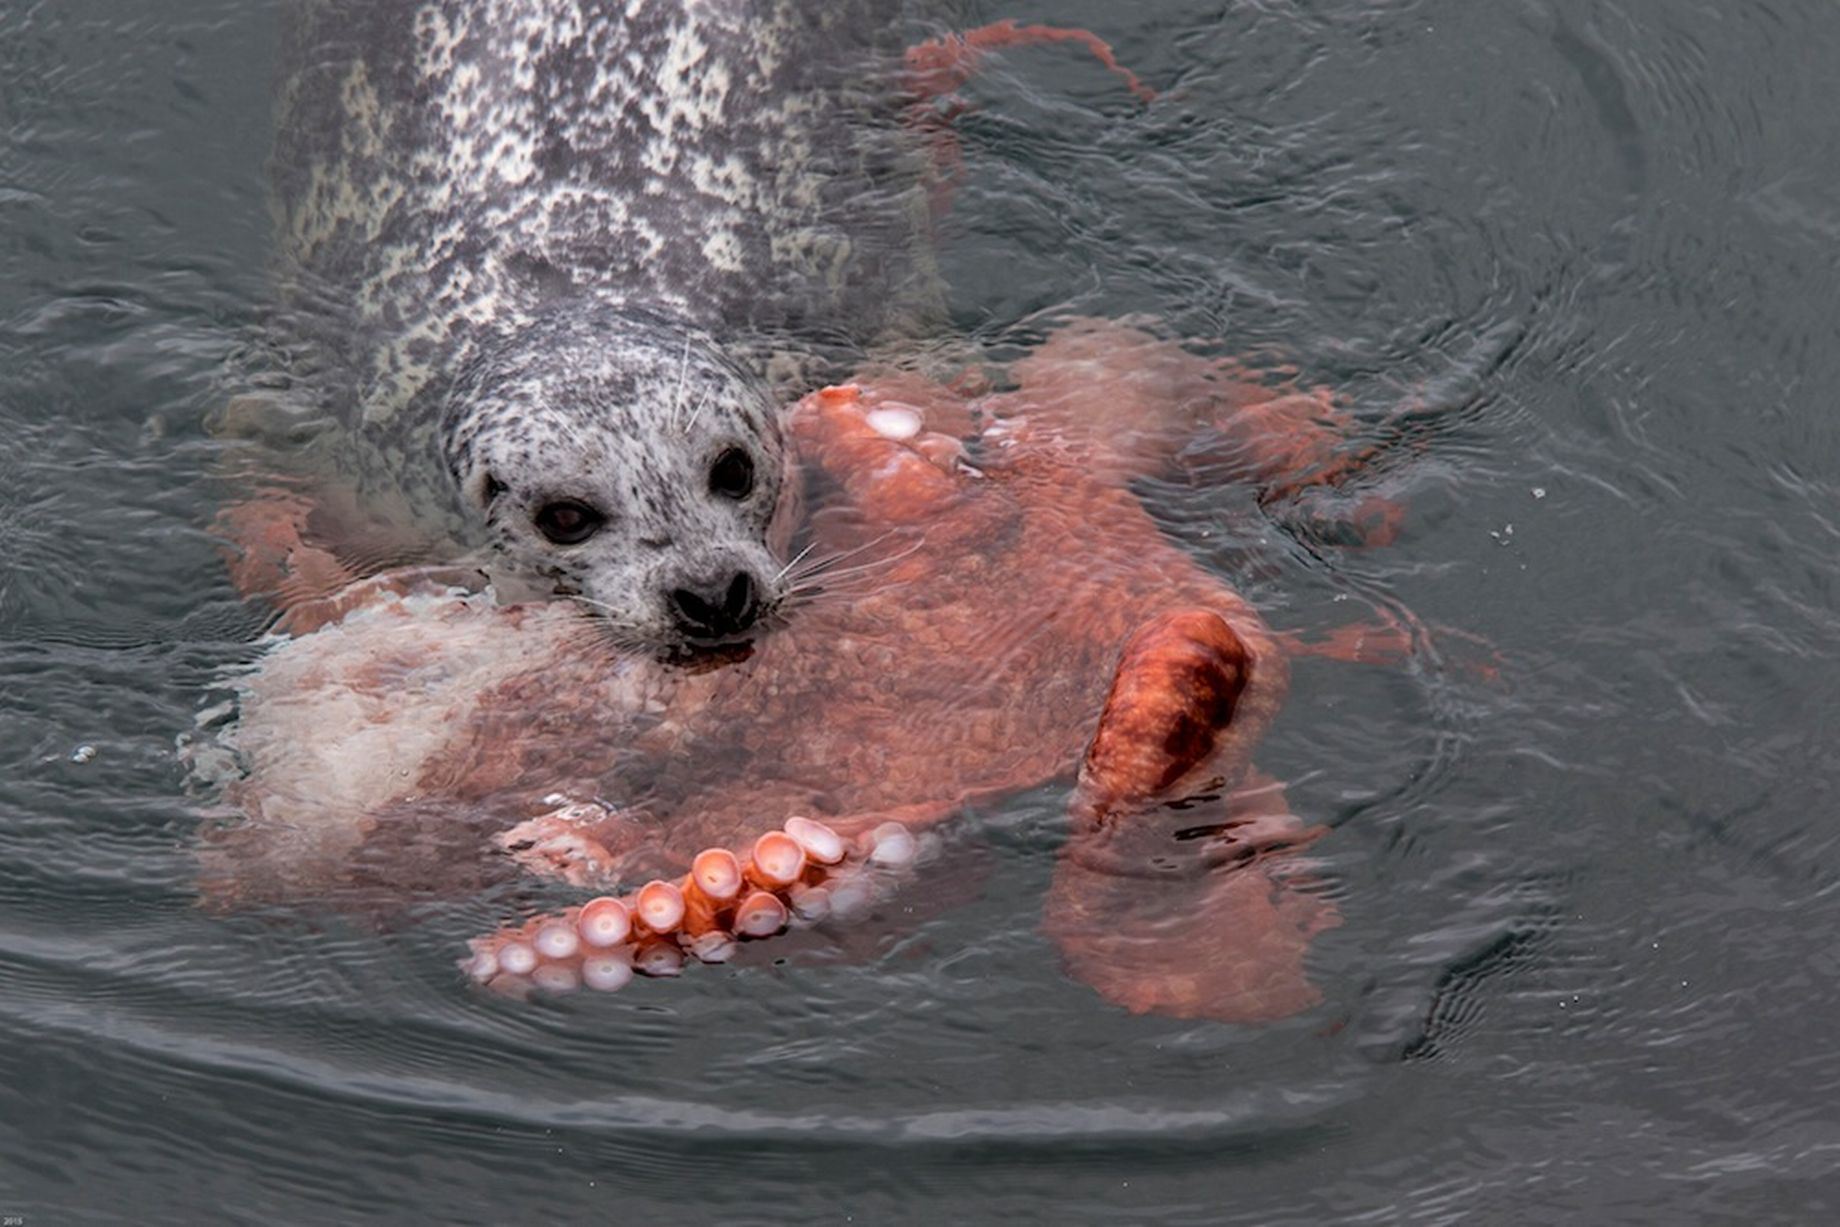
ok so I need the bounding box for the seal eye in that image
[533,500,604,545]
[709,447,755,500]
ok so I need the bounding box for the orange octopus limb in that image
[996,320,1408,546]
[1275,618,1417,668]
[1075,609,1256,820]
[1045,610,1336,1023]
[1047,768,1341,1024]
[1044,813,1341,1023]
[463,817,927,996]
[787,384,966,523]
[903,20,1156,105]
[902,21,1154,222]
[214,491,480,634]
[213,492,359,617]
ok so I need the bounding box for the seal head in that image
[264,0,940,653]
[442,302,796,650]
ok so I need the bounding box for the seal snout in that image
[668,569,762,641]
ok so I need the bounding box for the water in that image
[5,0,1840,1221]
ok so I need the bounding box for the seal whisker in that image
[559,600,645,650]
[789,557,909,590]
[567,600,653,655]
[683,386,713,436]
[784,530,903,582]
[670,333,692,431]
[783,570,904,601]
[779,582,882,614]
[773,540,821,584]
[794,549,920,589]
[568,594,651,632]
[784,540,925,592]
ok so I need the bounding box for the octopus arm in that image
[212,483,475,634]
[995,320,1406,546]
[212,491,360,623]
[1044,607,1340,1024]
[463,817,937,996]
[788,383,967,524]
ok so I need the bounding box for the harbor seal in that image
[251,0,940,648]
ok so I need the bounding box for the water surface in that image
[5,0,1840,1221]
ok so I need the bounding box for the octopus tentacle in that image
[789,385,966,523]
[213,492,355,611]
[496,801,642,891]
[463,818,929,997]
[902,21,1155,222]
[904,20,1155,105]
[1280,606,1508,682]
[1044,802,1341,1023]
[634,880,688,935]
[1045,611,1338,1022]
[213,492,481,635]
[990,321,1405,549]
[1276,619,1417,668]
[1074,608,1258,823]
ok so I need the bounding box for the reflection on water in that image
[5,0,1840,1220]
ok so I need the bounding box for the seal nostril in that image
[723,572,756,621]
[669,586,721,636]
[668,571,759,640]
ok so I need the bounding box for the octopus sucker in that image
[691,848,744,902]
[866,822,917,868]
[581,953,635,992]
[688,932,737,964]
[498,942,538,977]
[533,922,580,961]
[463,818,889,995]
[735,891,790,938]
[789,882,833,923]
[865,405,923,440]
[822,872,879,925]
[532,963,581,994]
[746,831,807,889]
[784,815,845,865]
[576,896,633,948]
[633,942,686,979]
[635,880,687,935]
[467,948,501,981]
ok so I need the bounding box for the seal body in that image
[263,0,939,647]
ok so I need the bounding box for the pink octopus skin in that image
[204,322,1404,1023]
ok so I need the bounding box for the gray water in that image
[5,1,1840,1222]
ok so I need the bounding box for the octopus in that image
[204,322,1413,1024]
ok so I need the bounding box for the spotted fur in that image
[267,0,938,647]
